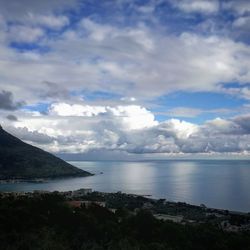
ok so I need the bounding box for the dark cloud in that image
[7,126,55,144]
[6,112,250,156]
[40,81,70,100]
[6,114,18,121]
[0,0,78,20]
[233,115,250,133]
[0,90,24,110]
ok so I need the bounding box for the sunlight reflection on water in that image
[1,160,250,212]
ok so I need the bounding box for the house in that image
[154,214,183,223]
[72,188,92,197]
[67,200,106,208]
[143,202,154,209]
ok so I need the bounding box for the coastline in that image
[1,189,250,249]
[0,173,94,184]
[1,188,249,216]
[0,179,48,184]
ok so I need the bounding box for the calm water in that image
[1,160,250,212]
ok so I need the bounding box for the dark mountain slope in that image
[0,126,92,179]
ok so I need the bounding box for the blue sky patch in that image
[10,42,50,54]
[23,103,50,114]
[155,91,246,110]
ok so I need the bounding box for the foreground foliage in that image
[0,193,250,250]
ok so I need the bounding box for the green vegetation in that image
[78,191,250,228]
[0,193,250,250]
[0,126,92,179]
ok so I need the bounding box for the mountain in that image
[0,126,92,179]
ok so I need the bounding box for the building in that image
[154,214,183,223]
[72,188,92,197]
[67,200,106,208]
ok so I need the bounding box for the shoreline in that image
[0,186,249,214]
[0,188,249,215]
[1,189,250,249]
[0,179,47,184]
[0,174,94,184]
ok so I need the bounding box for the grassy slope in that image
[0,126,92,179]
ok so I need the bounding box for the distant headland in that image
[0,125,92,180]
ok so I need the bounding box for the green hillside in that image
[0,126,92,179]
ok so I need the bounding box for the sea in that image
[1,160,250,213]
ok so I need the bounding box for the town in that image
[1,188,250,233]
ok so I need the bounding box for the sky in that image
[0,0,250,159]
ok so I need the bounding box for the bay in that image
[1,160,250,212]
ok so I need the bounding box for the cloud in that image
[39,81,70,100]
[8,25,44,43]
[49,103,158,130]
[6,114,18,121]
[163,107,235,118]
[201,117,243,135]
[7,126,55,144]
[1,19,249,104]
[233,115,250,133]
[157,119,198,139]
[223,0,250,15]
[1,0,250,158]
[27,14,69,29]
[49,103,106,117]
[0,0,79,21]
[0,3,249,105]
[0,90,24,110]
[233,16,250,29]
[169,0,219,14]
[231,15,250,41]
[165,107,203,118]
[3,102,250,157]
